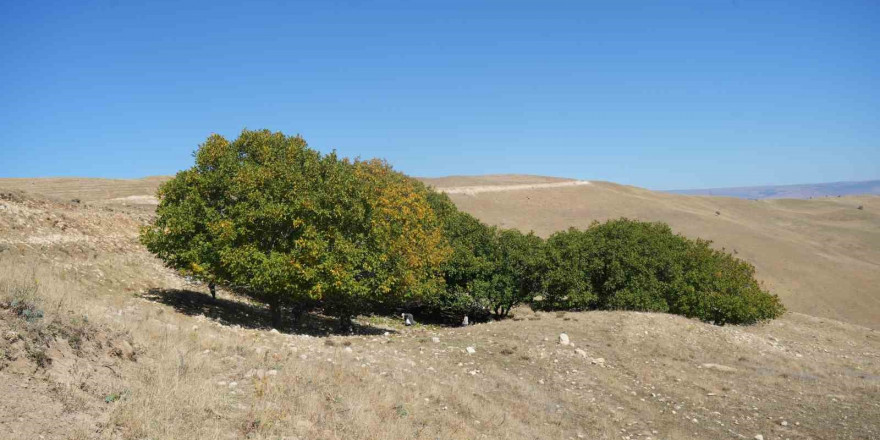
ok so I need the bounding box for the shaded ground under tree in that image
[142,288,394,337]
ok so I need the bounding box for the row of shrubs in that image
[142,130,784,329]
[416,192,784,325]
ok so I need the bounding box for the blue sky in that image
[1,0,878,190]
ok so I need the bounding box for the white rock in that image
[267,369,278,376]
[591,357,605,365]
[575,348,588,358]
[701,363,737,373]
[431,337,440,343]
[344,346,353,353]
[466,347,476,355]
[270,329,280,334]
[780,421,788,426]
[558,333,570,345]
[228,382,238,388]
[754,435,763,440]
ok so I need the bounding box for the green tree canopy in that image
[538,218,784,325]
[141,130,449,329]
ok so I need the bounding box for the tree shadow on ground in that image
[141,288,394,337]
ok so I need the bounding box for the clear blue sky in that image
[1,0,878,190]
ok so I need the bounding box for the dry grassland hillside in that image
[421,175,880,330]
[0,177,878,440]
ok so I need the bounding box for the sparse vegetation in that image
[1,277,43,323]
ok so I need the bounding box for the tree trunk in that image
[208,282,216,299]
[270,299,282,330]
[338,314,353,333]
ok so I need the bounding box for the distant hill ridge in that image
[668,179,880,199]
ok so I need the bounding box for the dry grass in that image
[421,176,880,329]
[0,178,879,439]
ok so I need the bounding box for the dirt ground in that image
[0,178,878,439]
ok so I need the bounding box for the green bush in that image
[421,191,495,322]
[537,219,784,325]
[486,229,545,318]
[421,191,544,321]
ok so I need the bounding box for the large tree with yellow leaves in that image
[141,129,449,330]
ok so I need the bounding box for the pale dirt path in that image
[438,180,591,195]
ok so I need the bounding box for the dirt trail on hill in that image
[439,180,591,195]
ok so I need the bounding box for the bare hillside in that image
[0,191,878,439]
[669,179,880,199]
[420,175,880,329]
[2,175,878,328]
[0,176,170,203]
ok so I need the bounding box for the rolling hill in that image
[0,175,878,439]
[2,174,878,329]
[668,179,880,199]
[419,175,880,329]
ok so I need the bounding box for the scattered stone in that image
[228,382,238,389]
[466,347,476,355]
[431,337,440,343]
[267,369,278,376]
[701,363,737,373]
[558,333,570,345]
[780,421,788,426]
[402,313,415,326]
[575,348,587,358]
[591,357,605,365]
